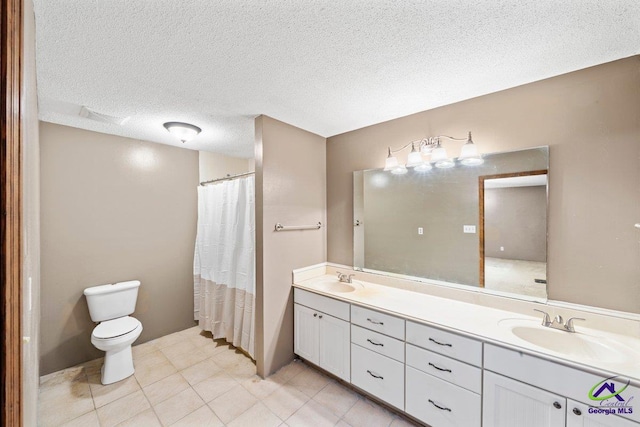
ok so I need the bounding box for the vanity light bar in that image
[384,131,483,173]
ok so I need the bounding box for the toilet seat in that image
[93,316,141,340]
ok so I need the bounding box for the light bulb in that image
[430,142,448,163]
[406,144,423,168]
[415,162,432,172]
[434,159,455,168]
[383,147,399,171]
[421,144,433,155]
[391,165,408,175]
[458,132,484,165]
[460,156,484,166]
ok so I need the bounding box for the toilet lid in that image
[93,316,140,339]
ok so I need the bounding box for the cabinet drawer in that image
[406,366,481,427]
[406,344,481,394]
[351,305,405,340]
[294,288,350,321]
[351,325,404,362]
[351,344,404,409]
[406,321,482,367]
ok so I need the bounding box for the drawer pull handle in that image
[553,401,562,410]
[429,337,452,347]
[367,318,384,325]
[428,362,452,373]
[428,399,452,412]
[366,339,384,347]
[366,370,384,380]
[573,408,582,416]
[313,313,317,317]
[318,315,323,319]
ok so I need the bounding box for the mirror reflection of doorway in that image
[479,170,548,298]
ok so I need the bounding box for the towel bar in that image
[274,222,322,231]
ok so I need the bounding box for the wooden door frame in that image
[478,169,547,288]
[2,0,23,425]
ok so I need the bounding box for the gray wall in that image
[359,149,547,286]
[198,151,253,182]
[255,115,327,377]
[40,122,199,375]
[327,56,640,314]
[485,186,547,262]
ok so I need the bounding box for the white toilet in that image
[84,280,143,385]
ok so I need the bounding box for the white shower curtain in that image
[193,175,255,358]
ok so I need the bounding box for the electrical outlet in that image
[418,227,424,235]
[463,225,476,234]
[500,246,505,251]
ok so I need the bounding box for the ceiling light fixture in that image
[163,121,202,143]
[384,131,482,172]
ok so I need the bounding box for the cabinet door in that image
[567,400,639,427]
[294,303,319,365]
[318,313,350,382]
[483,371,566,427]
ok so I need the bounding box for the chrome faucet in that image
[534,309,585,333]
[564,317,586,333]
[336,271,355,284]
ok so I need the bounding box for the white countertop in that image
[294,274,640,384]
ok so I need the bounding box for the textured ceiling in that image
[33,1,640,157]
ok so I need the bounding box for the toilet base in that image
[101,345,134,385]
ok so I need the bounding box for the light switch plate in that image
[418,227,424,235]
[463,225,476,234]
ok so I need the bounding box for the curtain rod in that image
[199,171,255,186]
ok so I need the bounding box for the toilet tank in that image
[84,280,140,322]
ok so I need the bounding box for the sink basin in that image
[307,278,363,293]
[498,318,633,364]
[316,281,357,293]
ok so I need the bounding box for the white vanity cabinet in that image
[350,306,406,410]
[293,285,640,427]
[293,303,320,364]
[483,370,566,426]
[483,372,639,427]
[405,321,483,427]
[293,289,351,381]
[484,344,640,426]
[351,342,405,409]
[567,401,640,427]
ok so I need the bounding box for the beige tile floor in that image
[38,326,418,427]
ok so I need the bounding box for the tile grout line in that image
[89,367,103,427]
[138,390,162,427]
[43,327,408,427]
[235,381,284,425]
[79,366,99,424]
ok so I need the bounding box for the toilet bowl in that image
[84,280,143,385]
[91,316,143,385]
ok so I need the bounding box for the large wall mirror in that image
[353,146,549,300]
